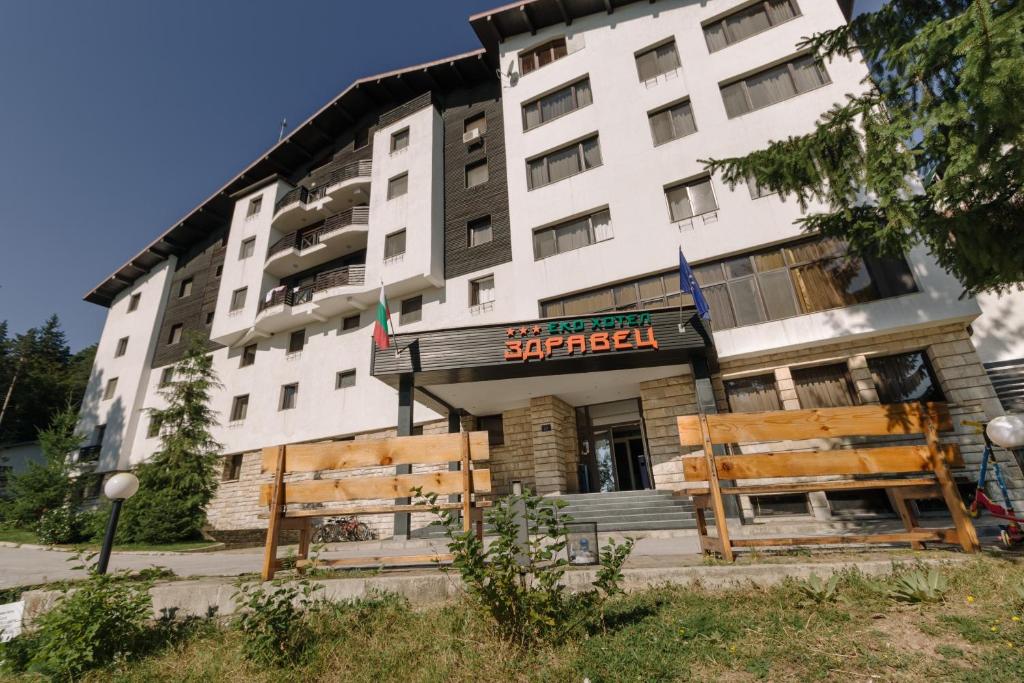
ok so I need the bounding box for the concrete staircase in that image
[411,489,697,538]
[553,489,697,532]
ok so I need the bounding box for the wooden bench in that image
[260,431,491,580]
[675,403,979,561]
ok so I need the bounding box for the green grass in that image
[0,527,218,552]
[11,554,1010,682]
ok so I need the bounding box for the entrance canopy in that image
[371,306,713,415]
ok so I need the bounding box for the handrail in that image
[267,206,370,258]
[274,159,372,213]
[257,265,366,313]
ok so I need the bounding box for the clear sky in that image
[0,0,884,351]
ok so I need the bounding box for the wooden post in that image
[296,520,312,574]
[922,407,979,553]
[698,414,734,561]
[693,505,710,554]
[460,431,475,536]
[261,445,287,581]
[887,489,924,550]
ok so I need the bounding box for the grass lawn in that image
[42,554,1022,682]
[0,527,218,552]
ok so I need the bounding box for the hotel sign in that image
[504,313,658,362]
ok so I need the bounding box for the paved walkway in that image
[0,535,704,589]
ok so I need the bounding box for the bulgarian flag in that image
[373,284,393,351]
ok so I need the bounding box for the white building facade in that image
[78,0,1024,541]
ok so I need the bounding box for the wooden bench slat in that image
[295,554,452,568]
[730,529,961,548]
[259,469,492,506]
[261,432,491,473]
[681,445,961,481]
[677,403,951,446]
[675,476,942,498]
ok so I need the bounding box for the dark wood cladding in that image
[441,81,512,279]
[151,227,227,368]
[372,307,711,387]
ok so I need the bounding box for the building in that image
[77,0,1024,541]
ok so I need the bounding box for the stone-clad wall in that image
[484,408,534,496]
[530,395,579,495]
[639,370,701,490]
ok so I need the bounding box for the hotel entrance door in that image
[577,399,653,493]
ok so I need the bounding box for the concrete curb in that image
[0,542,226,555]
[19,554,970,626]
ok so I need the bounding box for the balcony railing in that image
[78,445,101,463]
[257,265,366,313]
[274,159,373,213]
[267,206,370,259]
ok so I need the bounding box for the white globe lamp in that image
[986,415,1024,450]
[97,471,140,574]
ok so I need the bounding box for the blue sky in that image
[0,0,884,351]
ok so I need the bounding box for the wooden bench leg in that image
[694,506,710,554]
[888,490,924,550]
[924,411,979,553]
[261,445,286,581]
[296,520,312,574]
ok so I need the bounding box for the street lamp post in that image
[97,472,139,575]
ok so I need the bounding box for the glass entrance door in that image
[591,424,652,492]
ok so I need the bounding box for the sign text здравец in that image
[504,313,659,362]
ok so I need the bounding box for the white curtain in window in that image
[635,49,658,81]
[575,79,592,107]
[727,278,766,326]
[721,82,750,118]
[766,0,799,25]
[523,102,542,130]
[655,42,680,74]
[747,64,796,109]
[725,5,771,42]
[534,229,557,259]
[649,110,674,145]
[688,179,718,215]
[671,102,696,137]
[582,137,602,169]
[547,145,582,183]
[666,185,693,221]
[556,218,591,253]
[541,85,575,122]
[476,278,495,304]
[591,210,612,241]
[528,158,547,189]
[791,55,829,92]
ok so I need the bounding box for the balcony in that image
[255,265,368,334]
[273,159,372,234]
[265,206,369,277]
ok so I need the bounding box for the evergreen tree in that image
[118,334,222,543]
[702,0,1024,294]
[2,405,83,527]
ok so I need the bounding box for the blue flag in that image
[679,247,711,321]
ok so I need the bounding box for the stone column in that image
[639,368,699,490]
[529,395,578,496]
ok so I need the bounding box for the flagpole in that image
[381,279,400,358]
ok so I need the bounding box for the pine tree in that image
[118,334,222,543]
[702,0,1024,294]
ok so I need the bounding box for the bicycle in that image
[311,516,376,544]
[963,420,1024,548]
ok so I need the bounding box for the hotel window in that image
[222,454,243,482]
[478,415,504,446]
[115,337,128,358]
[167,323,183,345]
[519,37,567,75]
[724,375,782,412]
[704,0,801,52]
[391,127,409,152]
[522,77,592,131]
[247,196,262,217]
[470,276,495,307]
[666,176,718,222]
[527,135,602,190]
[128,293,141,312]
[721,53,831,118]
[540,236,917,328]
[466,159,489,188]
[747,174,775,199]
[159,367,174,387]
[752,494,811,517]
[400,295,422,325]
[103,377,118,400]
[230,287,247,312]
[239,237,255,259]
[533,208,612,260]
[230,394,249,422]
[146,414,162,438]
[279,383,298,411]
[868,351,945,404]
[384,229,406,259]
[205,311,214,325]
[240,344,257,367]
[387,173,408,199]
[792,363,858,409]
[342,314,360,331]
[468,216,493,247]
[335,369,357,389]
[648,99,697,146]
[464,112,487,138]
[288,329,305,354]
[635,39,681,82]
[178,278,193,298]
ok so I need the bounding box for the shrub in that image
[421,487,634,647]
[888,568,949,604]
[0,553,153,680]
[232,578,319,667]
[797,572,840,604]
[35,504,90,545]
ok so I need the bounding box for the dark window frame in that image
[521,77,593,131]
[703,0,802,53]
[230,287,247,312]
[279,383,299,411]
[721,53,831,118]
[167,323,183,345]
[634,38,682,82]
[287,329,305,354]
[648,98,698,146]
[400,295,422,325]
[342,314,361,331]
[222,453,243,482]
[467,215,493,248]
[868,351,946,404]
[532,208,612,260]
[230,394,249,422]
[128,293,141,312]
[335,369,357,389]
[526,135,603,190]
[478,414,505,446]
[247,196,262,217]
[390,127,410,153]
[115,336,128,358]
[240,344,257,368]
[465,158,489,188]
[384,229,407,259]
[178,278,193,298]
[470,275,495,307]
[239,237,256,259]
[519,37,568,75]
[387,172,408,199]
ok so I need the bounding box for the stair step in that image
[551,490,674,501]
[560,502,694,514]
